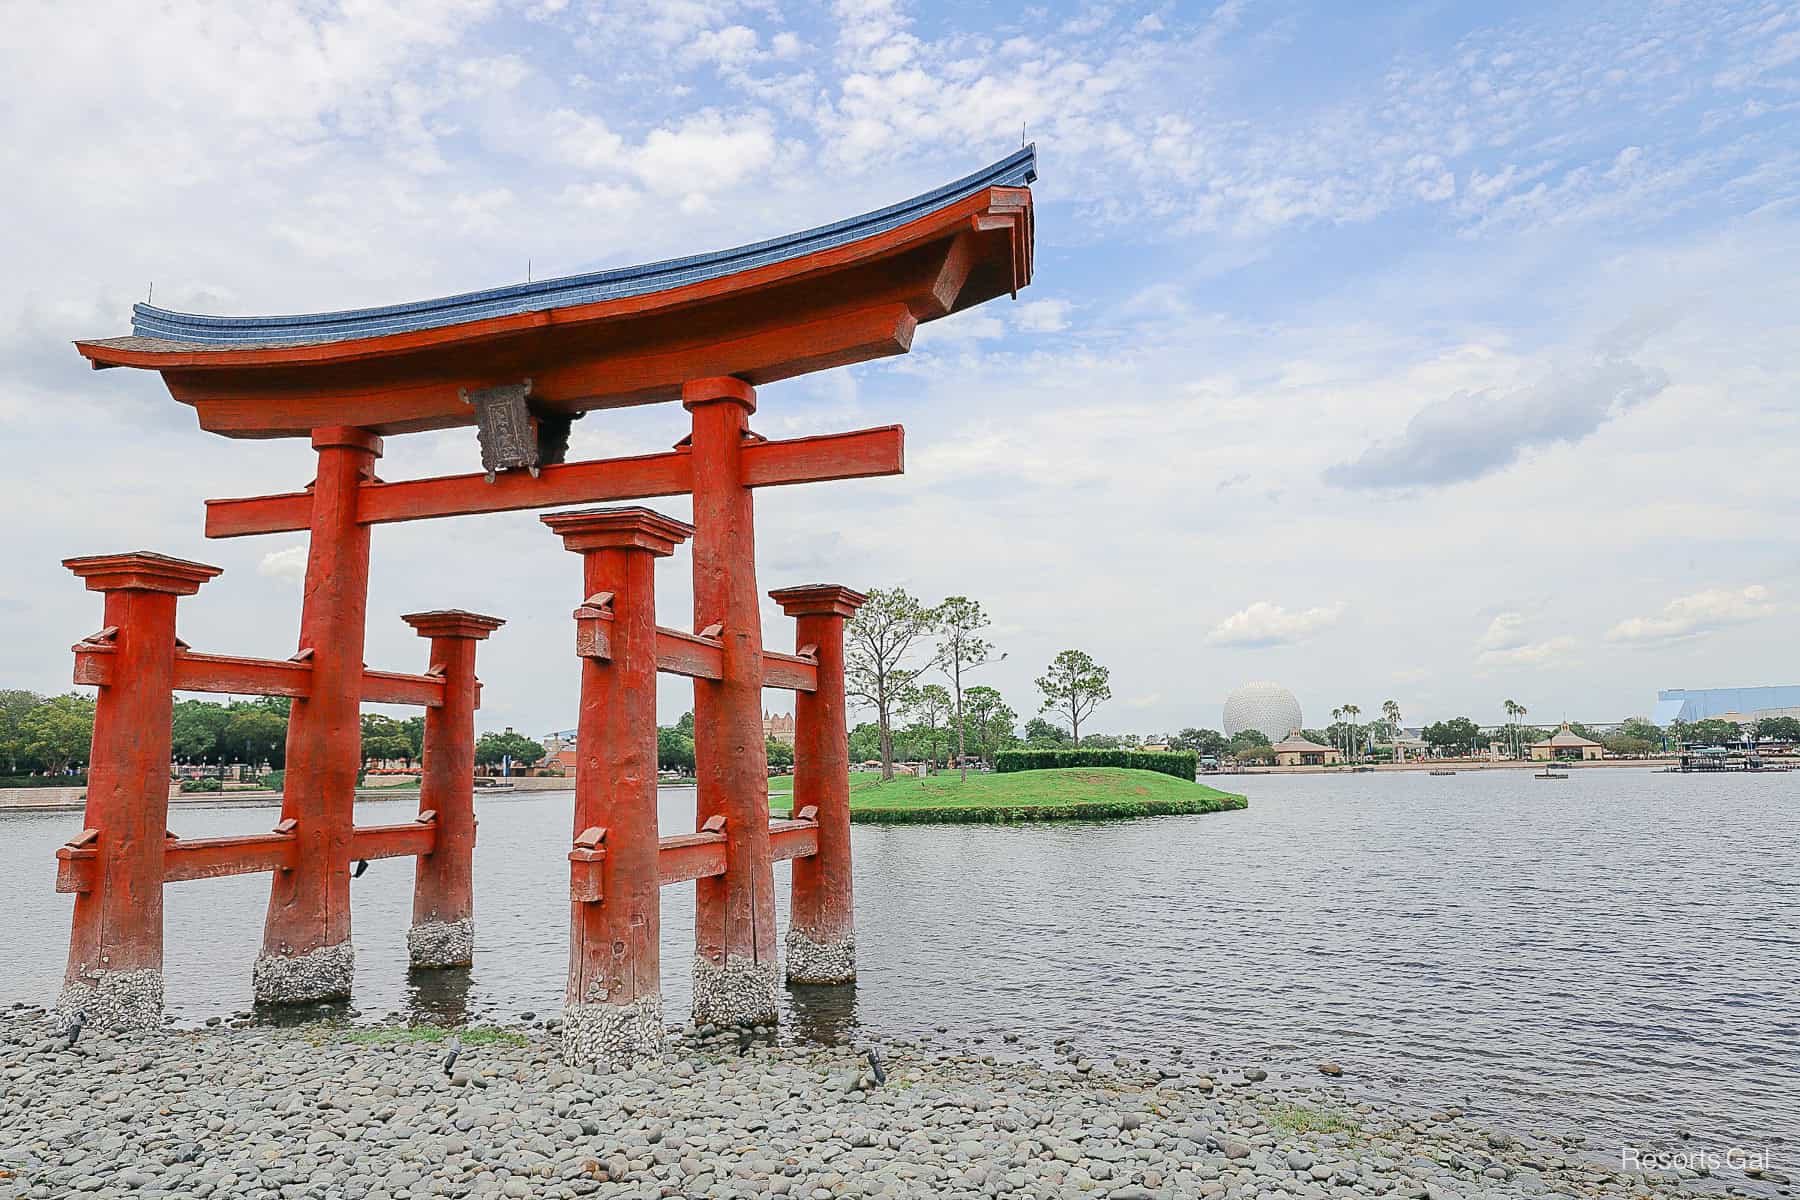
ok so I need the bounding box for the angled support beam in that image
[350,820,438,862]
[761,651,818,693]
[204,425,904,538]
[360,667,450,708]
[655,627,723,680]
[656,829,728,886]
[768,819,820,863]
[165,832,299,883]
[76,644,450,707]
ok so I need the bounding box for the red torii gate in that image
[57,148,1036,1067]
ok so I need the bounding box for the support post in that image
[769,585,867,983]
[57,552,221,1031]
[400,610,504,968]
[682,377,780,1027]
[544,506,693,1069]
[257,426,381,1004]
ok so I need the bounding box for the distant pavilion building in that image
[1530,723,1603,761]
[1652,686,1800,725]
[763,711,796,746]
[1386,730,1429,762]
[1272,732,1341,767]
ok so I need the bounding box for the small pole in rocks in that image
[60,1009,86,1051]
[441,1033,461,1078]
[860,1044,887,1086]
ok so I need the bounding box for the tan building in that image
[1272,732,1342,767]
[1530,722,1603,761]
[763,711,796,746]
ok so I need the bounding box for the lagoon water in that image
[6,768,1795,1155]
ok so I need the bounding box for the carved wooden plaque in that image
[462,380,538,481]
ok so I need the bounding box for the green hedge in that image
[259,771,284,792]
[178,777,224,793]
[994,749,1198,779]
[0,774,88,789]
[844,793,1246,824]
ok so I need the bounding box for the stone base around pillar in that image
[253,940,355,1005]
[406,918,474,968]
[54,966,163,1034]
[692,955,780,1027]
[562,992,663,1070]
[784,928,856,985]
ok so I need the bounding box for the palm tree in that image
[1515,703,1529,758]
[1331,707,1343,759]
[1383,699,1402,759]
[1503,699,1521,759]
[1342,703,1361,761]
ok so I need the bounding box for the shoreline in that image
[1215,758,1676,776]
[0,1010,1739,1199]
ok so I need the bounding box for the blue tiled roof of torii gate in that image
[130,147,1037,348]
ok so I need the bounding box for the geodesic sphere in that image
[1222,682,1303,740]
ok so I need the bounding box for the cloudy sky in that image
[3,0,1796,738]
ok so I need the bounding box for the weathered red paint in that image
[260,427,380,987]
[543,507,693,1014]
[656,830,729,887]
[162,831,297,883]
[349,820,439,862]
[56,823,443,892]
[684,378,778,993]
[60,552,220,1004]
[202,424,904,538]
[768,818,821,864]
[72,646,449,706]
[769,585,868,974]
[402,610,502,959]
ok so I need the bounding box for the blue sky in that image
[3,0,1797,737]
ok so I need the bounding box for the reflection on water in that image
[785,981,860,1046]
[404,965,476,1028]
[6,771,1797,1157]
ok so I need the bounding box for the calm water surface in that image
[5,769,1796,1155]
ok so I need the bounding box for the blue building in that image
[1652,686,1800,725]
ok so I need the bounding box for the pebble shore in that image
[0,1008,1762,1200]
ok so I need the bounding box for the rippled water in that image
[6,769,1796,1156]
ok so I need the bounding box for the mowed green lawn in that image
[768,767,1245,824]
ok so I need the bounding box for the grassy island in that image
[769,766,1246,824]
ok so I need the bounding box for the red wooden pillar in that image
[543,506,693,1068]
[683,377,779,1027]
[57,552,221,1032]
[769,585,867,983]
[257,426,380,1004]
[400,609,504,968]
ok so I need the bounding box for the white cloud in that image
[1477,612,1529,652]
[1206,601,1346,648]
[1475,612,1575,667]
[1606,585,1775,644]
[1012,299,1072,333]
[1325,348,1670,491]
[258,545,309,583]
[1477,636,1577,668]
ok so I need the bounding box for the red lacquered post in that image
[544,506,692,1069]
[682,377,779,1027]
[257,426,380,1004]
[769,584,867,983]
[57,552,221,1031]
[400,609,504,968]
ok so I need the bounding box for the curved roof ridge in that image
[130,146,1037,347]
